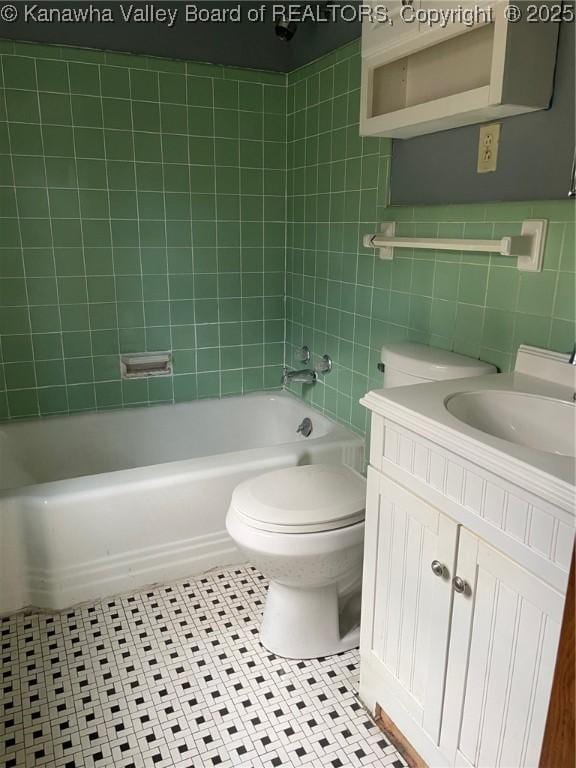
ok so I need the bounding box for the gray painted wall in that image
[1,1,361,72]
[390,21,575,204]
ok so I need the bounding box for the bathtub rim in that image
[0,391,363,499]
[0,388,314,430]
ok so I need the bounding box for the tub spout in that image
[281,367,318,386]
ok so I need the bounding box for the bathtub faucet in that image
[281,366,318,386]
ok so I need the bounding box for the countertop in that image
[361,370,576,494]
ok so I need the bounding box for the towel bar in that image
[363,219,548,272]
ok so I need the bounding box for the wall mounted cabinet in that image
[360,1,560,138]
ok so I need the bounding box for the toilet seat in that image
[229,464,366,534]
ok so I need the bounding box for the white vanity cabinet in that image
[440,529,563,768]
[360,469,458,745]
[359,409,573,768]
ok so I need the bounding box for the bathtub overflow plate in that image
[296,418,313,438]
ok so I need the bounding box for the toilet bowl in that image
[226,464,366,660]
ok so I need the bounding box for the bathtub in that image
[0,392,363,614]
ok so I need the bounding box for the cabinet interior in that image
[370,24,495,117]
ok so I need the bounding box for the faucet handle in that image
[296,346,311,364]
[316,354,332,374]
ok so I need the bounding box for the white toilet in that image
[227,464,366,659]
[379,341,496,387]
[226,343,496,660]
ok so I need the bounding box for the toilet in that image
[227,464,366,659]
[226,343,496,660]
[380,341,496,387]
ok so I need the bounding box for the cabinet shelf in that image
[370,24,493,118]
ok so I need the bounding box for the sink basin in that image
[445,391,575,457]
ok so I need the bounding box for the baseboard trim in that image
[20,530,245,611]
[359,652,450,768]
[375,704,428,768]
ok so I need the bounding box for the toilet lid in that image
[230,464,366,533]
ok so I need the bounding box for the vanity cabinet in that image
[359,413,571,768]
[440,529,563,767]
[360,469,458,744]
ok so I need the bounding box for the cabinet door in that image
[360,468,458,743]
[440,529,564,768]
[362,0,421,58]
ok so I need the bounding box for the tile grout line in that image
[34,57,73,416]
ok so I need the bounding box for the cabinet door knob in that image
[452,576,468,594]
[431,560,445,578]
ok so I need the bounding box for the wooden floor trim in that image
[374,704,429,768]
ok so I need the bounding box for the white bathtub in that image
[0,392,363,614]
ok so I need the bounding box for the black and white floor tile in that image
[1,566,407,768]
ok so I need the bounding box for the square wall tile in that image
[0,41,285,419]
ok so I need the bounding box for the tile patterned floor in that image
[1,566,407,768]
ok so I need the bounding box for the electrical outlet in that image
[477,123,501,173]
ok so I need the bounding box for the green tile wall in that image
[0,39,286,420]
[285,41,576,436]
[1,38,574,431]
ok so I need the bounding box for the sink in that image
[445,391,575,457]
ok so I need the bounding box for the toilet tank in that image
[381,343,496,388]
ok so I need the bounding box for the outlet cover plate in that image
[477,123,501,173]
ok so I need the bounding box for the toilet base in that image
[260,582,360,659]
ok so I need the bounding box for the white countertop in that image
[361,370,576,495]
